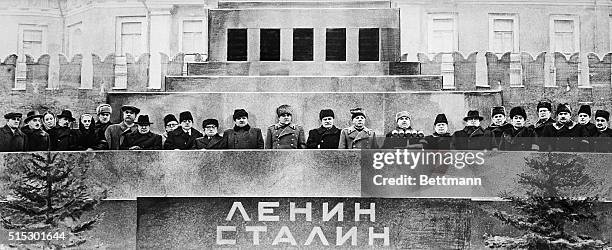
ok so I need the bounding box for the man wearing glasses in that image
[193,119,225,149]
[161,114,179,149]
[0,112,26,152]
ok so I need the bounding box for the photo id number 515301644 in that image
[7,231,65,241]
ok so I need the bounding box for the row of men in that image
[1,101,611,152]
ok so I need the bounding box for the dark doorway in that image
[326,28,346,61]
[227,29,247,61]
[359,28,379,61]
[293,28,314,61]
[260,29,281,61]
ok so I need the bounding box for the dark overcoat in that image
[451,126,493,150]
[49,126,79,151]
[22,126,50,151]
[538,122,588,152]
[0,125,26,152]
[498,126,538,151]
[193,134,226,149]
[222,125,264,149]
[306,126,341,149]
[120,131,162,150]
[593,128,612,153]
[163,127,203,150]
[423,133,452,150]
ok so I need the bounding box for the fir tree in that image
[484,153,608,249]
[1,151,107,248]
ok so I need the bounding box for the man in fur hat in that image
[0,112,26,152]
[498,106,538,151]
[266,104,306,149]
[93,104,113,149]
[423,114,452,150]
[49,109,79,151]
[339,108,378,149]
[539,103,588,152]
[593,110,612,152]
[120,115,162,150]
[22,110,50,151]
[306,109,341,149]
[530,100,555,136]
[576,104,598,137]
[222,109,264,149]
[164,111,203,150]
[105,105,140,150]
[382,111,426,149]
[193,119,225,149]
[451,110,493,150]
[161,114,179,149]
[485,106,512,149]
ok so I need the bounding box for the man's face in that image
[28,117,42,130]
[204,125,218,137]
[57,117,70,127]
[181,120,193,130]
[511,116,525,128]
[43,114,55,128]
[278,114,292,125]
[491,114,506,126]
[98,112,111,124]
[81,116,92,129]
[434,123,448,134]
[557,112,571,123]
[234,117,248,127]
[165,121,178,133]
[577,113,590,125]
[538,108,551,120]
[321,117,334,129]
[352,116,365,128]
[466,118,480,127]
[6,117,21,129]
[138,124,150,134]
[595,117,609,130]
[397,116,411,129]
[123,110,136,123]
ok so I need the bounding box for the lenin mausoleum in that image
[0,0,610,249]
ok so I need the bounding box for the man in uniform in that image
[539,103,588,152]
[22,110,50,151]
[266,105,306,149]
[382,111,426,149]
[120,115,162,150]
[0,112,25,152]
[593,110,612,153]
[222,109,264,149]
[164,111,203,150]
[451,110,492,150]
[193,119,225,149]
[423,114,452,150]
[306,109,340,149]
[339,108,378,149]
[105,105,140,150]
[93,104,113,149]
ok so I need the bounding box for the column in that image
[544,52,556,87]
[248,29,260,61]
[441,53,455,89]
[475,51,489,87]
[148,6,172,89]
[508,53,523,87]
[281,28,292,61]
[346,28,359,62]
[13,55,27,90]
[80,53,94,89]
[578,52,590,88]
[314,28,325,62]
[47,54,60,89]
[114,55,127,89]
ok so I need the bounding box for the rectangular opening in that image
[326,28,346,61]
[359,28,379,61]
[293,28,313,61]
[227,29,247,61]
[260,29,281,61]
